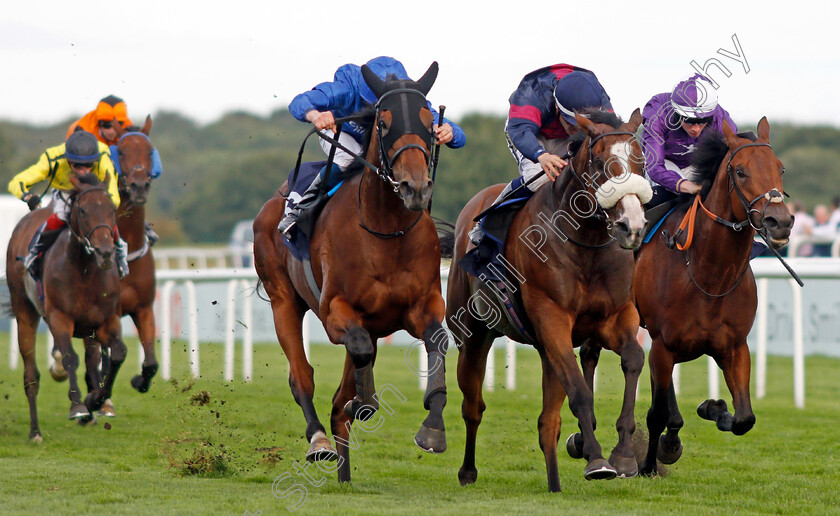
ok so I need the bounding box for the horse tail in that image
[254,278,271,303]
[434,217,455,260]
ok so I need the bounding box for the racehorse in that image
[253,62,450,483]
[449,109,651,492]
[109,117,159,393]
[5,173,126,442]
[633,118,793,475]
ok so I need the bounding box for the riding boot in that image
[468,181,524,246]
[115,237,130,278]
[277,174,325,239]
[144,222,159,246]
[23,225,63,280]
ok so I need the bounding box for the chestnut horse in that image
[634,118,793,475]
[253,63,449,483]
[6,173,126,442]
[449,109,651,492]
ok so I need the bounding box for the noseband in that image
[70,186,115,255]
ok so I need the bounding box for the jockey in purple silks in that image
[641,73,737,206]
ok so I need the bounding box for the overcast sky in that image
[2,0,838,129]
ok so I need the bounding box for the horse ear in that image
[141,115,153,136]
[416,61,439,95]
[623,108,643,132]
[722,120,740,147]
[69,173,81,189]
[103,172,111,189]
[361,65,387,98]
[756,116,770,143]
[576,113,600,138]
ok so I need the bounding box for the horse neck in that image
[690,167,754,271]
[117,193,147,246]
[358,143,417,233]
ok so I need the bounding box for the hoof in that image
[49,364,68,382]
[458,466,477,486]
[565,433,584,459]
[69,404,90,420]
[131,375,151,393]
[96,399,117,418]
[608,452,638,478]
[696,399,728,420]
[415,424,447,454]
[584,458,617,480]
[343,398,378,421]
[29,432,43,444]
[77,413,97,426]
[657,435,683,465]
[306,431,338,463]
[84,392,105,412]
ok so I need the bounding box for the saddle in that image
[281,161,359,261]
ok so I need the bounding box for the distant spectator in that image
[828,196,840,230]
[789,201,814,256]
[811,204,837,257]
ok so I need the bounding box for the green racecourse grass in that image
[1,332,839,515]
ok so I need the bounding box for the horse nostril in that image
[763,216,779,230]
[615,220,630,235]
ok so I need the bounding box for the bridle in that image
[725,142,784,231]
[69,186,116,255]
[555,130,639,249]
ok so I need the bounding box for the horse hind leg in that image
[77,337,103,425]
[640,338,675,476]
[14,303,43,442]
[129,307,158,393]
[330,354,361,483]
[414,322,448,454]
[607,329,645,478]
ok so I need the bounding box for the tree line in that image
[1,110,838,243]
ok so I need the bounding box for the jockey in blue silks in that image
[277,56,467,237]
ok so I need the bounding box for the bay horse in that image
[5,173,126,442]
[449,109,651,492]
[253,62,450,483]
[111,117,159,393]
[633,118,793,475]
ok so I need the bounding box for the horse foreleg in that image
[536,346,568,493]
[325,297,378,421]
[47,312,88,419]
[412,314,449,454]
[538,310,615,480]
[607,326,644,478]
[703,341,755,435]
[130,306,158,393]
[82,337,102,396]
[88,318,127,412]
[640,338,675,476]
[565,339,601,461]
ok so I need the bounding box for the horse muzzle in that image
[760,213,793,249]
[128,180,151,205]
[398,179,434,212]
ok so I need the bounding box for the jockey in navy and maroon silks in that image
[277,56,467,237]
[469,64,613,245]
[641,73,738,206]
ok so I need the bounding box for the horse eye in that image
[781,167,786,175]
[736,168,746,178]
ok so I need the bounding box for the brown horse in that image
[449,109,650,492]
[253,63,449,483]
[634,118,793,475]
[112,117,159,393]
[5,173,126,442]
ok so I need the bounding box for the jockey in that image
[67,95,133,146]
[641,73,737,206]
[277,55,467,238]
[8,130,129,279]
[470,64,613,244]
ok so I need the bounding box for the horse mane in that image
[581,108,623,129]
[689,130,759,198]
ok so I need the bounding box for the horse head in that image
[68,173,118,271]
[719,118,792,248]
[361,62,439,212]
[113,115,155,205]
[573,108,651,249]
